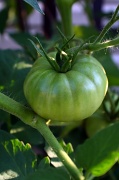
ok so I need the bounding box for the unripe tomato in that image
[24,52,108,125]
[85,111,109,137]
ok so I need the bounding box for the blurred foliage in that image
[0,49,32,102]
[0,6,9,34]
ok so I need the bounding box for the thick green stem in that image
[35,119,84,180]
[56,0,75,37]
[0,92,84,180]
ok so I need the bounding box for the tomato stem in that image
[0,92,84,180]
[94,5,119,43]
[67,36,119,53]
[56,0,75,37]
[55,47,72,72]
[73,5,119,53]
[83,36,119,51]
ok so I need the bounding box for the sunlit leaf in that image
[75,122,119,177]
[0,130,36,180]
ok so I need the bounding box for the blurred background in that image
[0,0,119,62]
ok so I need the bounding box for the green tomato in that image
[24,52,108,125]
[85,112,109,137]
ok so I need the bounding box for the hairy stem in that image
[83,36,119,51]
[94,5,119,43]
[67,36,119,54]
[0,92,84,180]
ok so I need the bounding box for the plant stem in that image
[0,92,84,180]
[35,119,84,180]
[94,5,119,43]
[67,35,119,53]
[56,0,75,37]
[82,36,119,51]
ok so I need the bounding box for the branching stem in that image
[82,36,119,51]
[0,92,84,180]
[67,36,119,54]
[94,5,119,43]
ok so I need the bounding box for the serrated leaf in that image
[0,130,36,180]
[25,167,70,180]
[75,122,119,177]
[45,145,63,168]
[10,32,38,60]
[38,157,50,169]
[23,0,44,14]
[45,140,73,168]
[59,139,74,154]
[0,49,33,126]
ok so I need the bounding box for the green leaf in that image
[0,50,32,102]
[10,121,44,145]
[0,49,33,125]
[38,157,51,169]
[45,140,73,168]
[10,32,38,60]
[75,122,119,177]
[0,130,36,180]
[59,139,74,154]
[25,167,70,180]
[23,0,44,14]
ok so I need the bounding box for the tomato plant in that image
[0,1,119,180]
[24,50,108,125]
[85,90,119,137]
[85,110,109,137]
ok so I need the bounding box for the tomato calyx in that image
[29,35,80,73]
[54,33,76,72]
[29,32,91,73]
[55,47,73,72]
